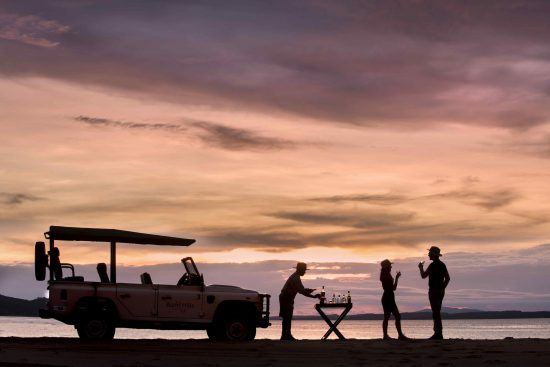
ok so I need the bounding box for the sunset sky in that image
[1,1,550,313]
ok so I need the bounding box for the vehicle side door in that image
[116,283,158,320]
[157,284,204,321]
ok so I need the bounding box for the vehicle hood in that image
[206,284,257,294]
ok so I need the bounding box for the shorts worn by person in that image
[279,262,320,340]
[418,246,450,340]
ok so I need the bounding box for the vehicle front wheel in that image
[223,315,256,341]
[76,316,115,340]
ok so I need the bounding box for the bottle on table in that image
[347,290,351,304]
[336,294,340,304]
[320,286,326,304]
[332,293,336,303]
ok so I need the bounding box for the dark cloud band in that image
[0,192,43,205]
[2,1,550,129]
[75,115,298,151]
[311,188,521,211]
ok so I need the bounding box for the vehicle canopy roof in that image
[45,226,195,246]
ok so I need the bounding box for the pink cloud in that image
[0,13,70,48]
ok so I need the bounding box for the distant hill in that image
[2,294,550,320]
[0,294,47,317]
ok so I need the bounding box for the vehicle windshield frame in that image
[182,257,200,277]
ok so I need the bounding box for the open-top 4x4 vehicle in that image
[35,226,270,340]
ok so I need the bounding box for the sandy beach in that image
[0,338,549,367]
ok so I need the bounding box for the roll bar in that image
[44,226,195,283]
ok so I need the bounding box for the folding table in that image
[314,302,353,340]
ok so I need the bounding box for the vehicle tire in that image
[76,315,116,340]
[222,314,256,341]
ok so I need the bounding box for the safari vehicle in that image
[35,226,270,340]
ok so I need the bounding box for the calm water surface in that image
[1,317,549,340]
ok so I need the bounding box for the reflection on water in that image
[1,317,550,340]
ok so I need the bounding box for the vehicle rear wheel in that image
[76,315,115,340]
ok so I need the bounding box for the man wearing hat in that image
[279,262,320,340]
[419,246,450,340]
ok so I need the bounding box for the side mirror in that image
[35,242,48,281]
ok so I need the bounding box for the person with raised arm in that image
[418,246,450,340]
[380,259,409,340]
[279,262,321,340]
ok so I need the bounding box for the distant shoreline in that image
[4,313,550,321]
[2,294,550,320]
[281,310,550,320]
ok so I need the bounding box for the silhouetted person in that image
[380,259,409,340]
[279,262,320,340]
[418,246,450,340]
[49,247,62,280]
[97,262,110,283]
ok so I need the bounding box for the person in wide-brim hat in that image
[279,262,320,340]
[379,259,409,340]
[418,245,451,340]
[427,246,442,257]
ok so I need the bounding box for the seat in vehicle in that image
[140,272,153,285]
[97,263,110,283]
[49,247,84,281]
[49,247,63,280]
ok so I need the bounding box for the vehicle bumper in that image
[257,319,271,328]
[257,293,271,328]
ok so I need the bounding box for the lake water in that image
[1,317,550,340]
